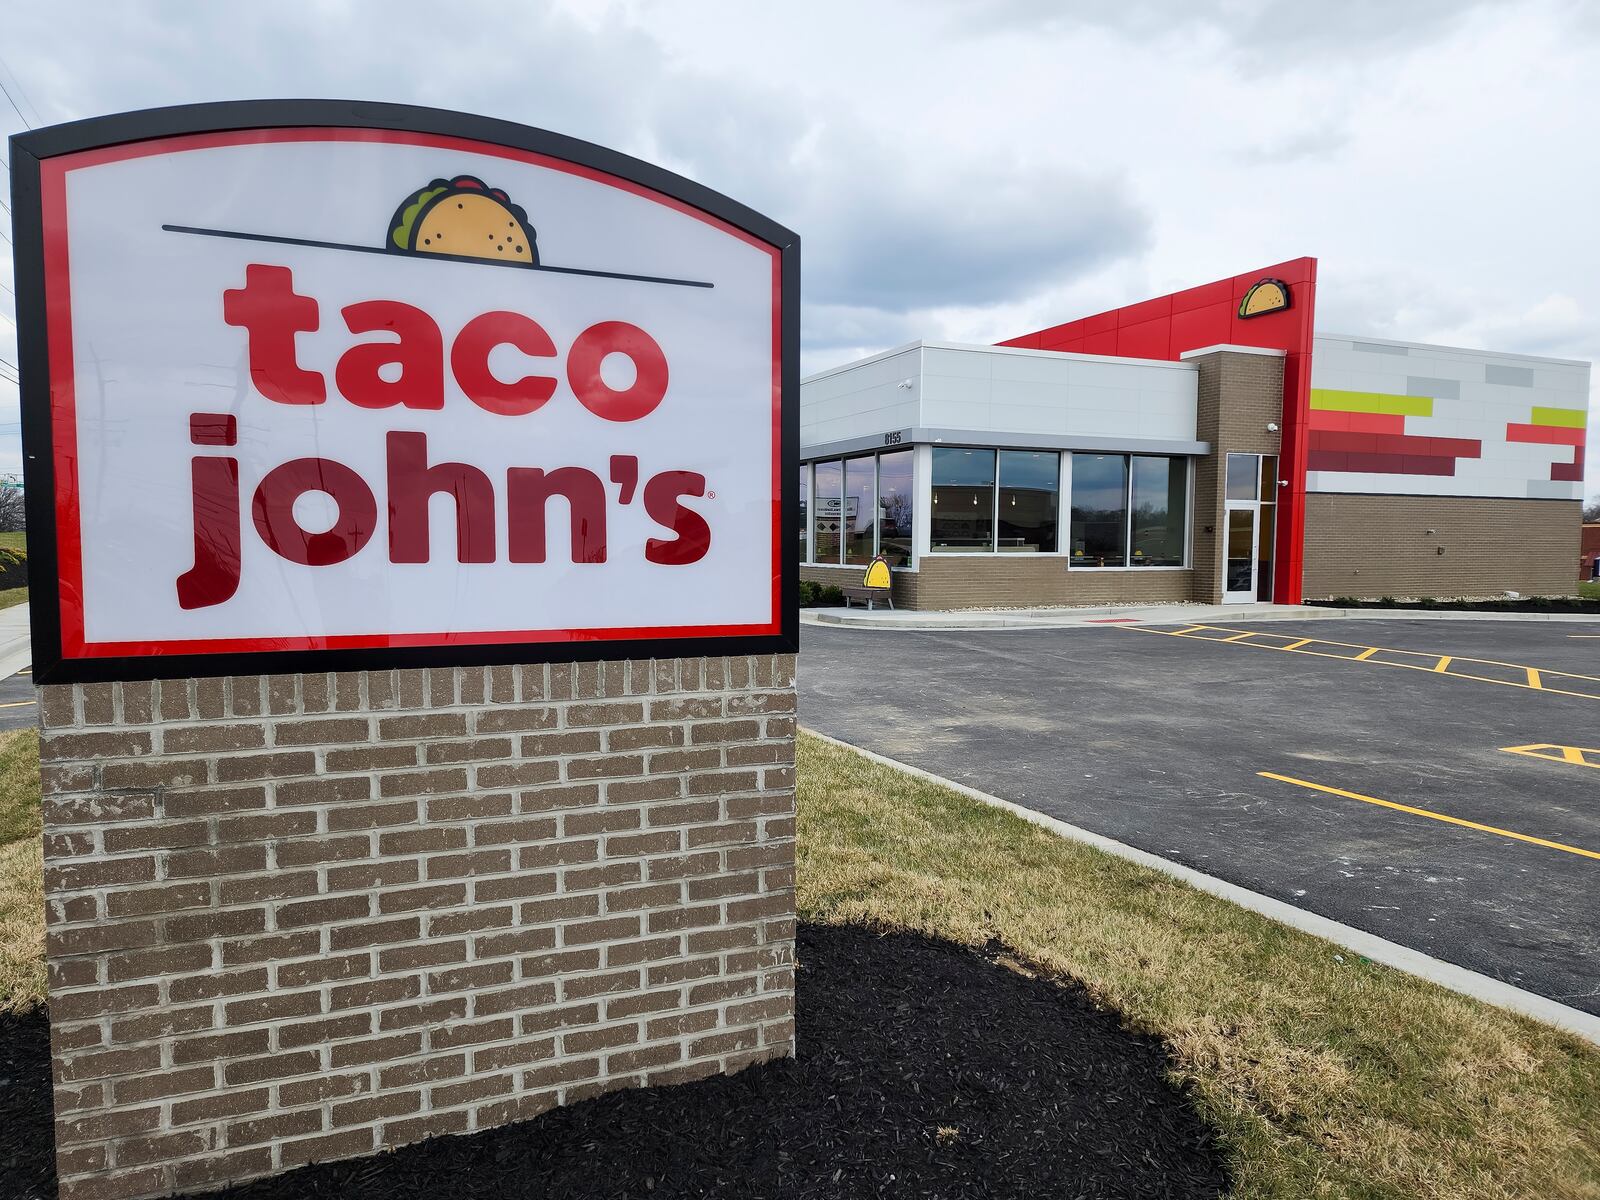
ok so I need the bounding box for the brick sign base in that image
[38,655,796,1200]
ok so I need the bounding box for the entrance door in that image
[1223,504,1257,602]
[1222,452,1277,603]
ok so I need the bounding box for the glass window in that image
[997,451,1059,553]
[1257,503,1276,602]
[930,448,995,551]
[812,460,841,564]
[1070,453,1128,567]
[1258,455,1279,504]
[1130,456,1186,567]
[797,464,809,563]
[1226,453,1258,501]
[876,450,913,567]
[844,457,876,565]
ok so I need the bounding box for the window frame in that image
[797,461,810,565]
[926,445,1067,557]
[875,447,915,569]
[1066,452,1193,572]
[801,450,916,569]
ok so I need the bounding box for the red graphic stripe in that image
[1308,450,1457,477]
[1506,422,1585,447]
[1309,431,1481,459]
[1552,444,1585,482]
[1308,409,1406,435]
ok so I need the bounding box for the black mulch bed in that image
[0,1006,54,1200]
[2,924,1230,1199]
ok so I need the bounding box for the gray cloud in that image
[4,1,1146,340]
[948,0,1517,65]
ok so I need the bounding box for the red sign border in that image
[10,104,799,683]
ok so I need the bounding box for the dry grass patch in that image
[0,728,43,1013]
[796,730,1600,1200]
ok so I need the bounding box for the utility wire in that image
[0,62,32,130]
[0,55,42,128]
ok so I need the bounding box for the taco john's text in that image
[178,264,709,610]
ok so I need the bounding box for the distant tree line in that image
[0,487,23,533]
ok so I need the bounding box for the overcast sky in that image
[1,0,1596,502]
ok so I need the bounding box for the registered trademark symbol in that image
[706,490,716,499]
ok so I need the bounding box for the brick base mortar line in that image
[40,655,797,1200]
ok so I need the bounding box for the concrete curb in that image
[801,726,1600,1048]
[0,602,30,683]
[804,605,1600,632]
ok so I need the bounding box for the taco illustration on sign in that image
[1238,278,1290,318]
[387,175,539,266]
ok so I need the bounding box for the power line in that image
[0,59,32,130]
[0,55,42,128]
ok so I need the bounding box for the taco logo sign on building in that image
[14,109,797,681]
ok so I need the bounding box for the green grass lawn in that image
[1582,580,1600,601]
[0,730,43,1013]
[798,731,1600,1200]
[0,532,25,553]
[2,727,1597,1196]
[0,588,27,611]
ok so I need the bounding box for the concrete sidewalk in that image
[0,603,30,682]
[804,601,1600,631]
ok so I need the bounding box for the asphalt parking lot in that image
[0,667,33,731]
[798,616,1600,1015]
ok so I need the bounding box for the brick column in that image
[37,656,796,1200]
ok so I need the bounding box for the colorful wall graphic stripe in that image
[1307,388,1482,478]
[1507,406,1586,483]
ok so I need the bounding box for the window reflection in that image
[930,448,995,550]
[877,450,913,566]
[997,451,1058,553]
[1069,453,1128,567]
[844,457,876,565]
[812,460,841,563]
[1226,453,1257,501]
[798,464,809,563]
[1130,456,1186,566]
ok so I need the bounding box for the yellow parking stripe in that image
[1258,771,1600,861]
[1502,743,1600,770]
[1123,624,1600,701]
[0,699,34,709]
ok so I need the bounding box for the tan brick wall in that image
[1302,495,1584,598]
[803,558,1188,610]
[800,563,920,608]
[912,558,1192,609]
[37,656,796,1200]
[1188,350,1285,604]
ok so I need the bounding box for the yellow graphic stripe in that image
[1309,388,1433,417]
[1530,406,1587,429]
[1258,771,1600,861]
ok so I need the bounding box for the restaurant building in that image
[799,257,1591,609]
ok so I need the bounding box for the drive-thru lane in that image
[798,617,1600,1015]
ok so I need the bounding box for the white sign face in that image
[23,118,793,677]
